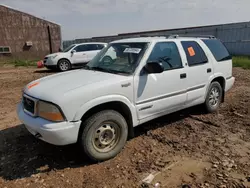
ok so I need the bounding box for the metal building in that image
[64,21,250,56]
[0,4,62,59]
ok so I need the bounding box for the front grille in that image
[23,96,36,115]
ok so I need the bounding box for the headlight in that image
[37,101,65,122]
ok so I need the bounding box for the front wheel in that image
[79,110,128,162]
[204,81,223,113]
[57,59,71,72]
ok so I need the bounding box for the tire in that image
[79,110,128,162]
[204,81,223,113]
[57,59,71,72]
[102,56,113,65]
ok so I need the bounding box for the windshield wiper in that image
[82,65,128,74]
[93,67,128,74]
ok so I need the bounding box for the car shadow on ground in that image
[134,105,206,137]
[34,69,58,73]
[0,105,205,181]
[34,67,81,74]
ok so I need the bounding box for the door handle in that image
[207,68,212,73]
[180,73,187,79]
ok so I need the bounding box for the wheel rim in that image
[92,121,120,153]
[59,61,69,71]
[102,57,112,65]
[208,87,220,107]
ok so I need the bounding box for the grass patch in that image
[0,59,39,67]
[233,56,250,69]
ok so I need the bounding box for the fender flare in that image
[57,58,71,65]
[204,73,226,99]
[73,95,139,126]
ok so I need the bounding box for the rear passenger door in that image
[180,40,213,106]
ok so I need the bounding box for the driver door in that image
[134,42,188,121]
[72,44,88,64]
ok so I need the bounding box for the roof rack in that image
[138,35,165,38]
[167,34,216,39]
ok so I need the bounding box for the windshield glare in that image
[86,42,148,74]
[63,44,76,52]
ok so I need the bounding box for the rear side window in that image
[181,41,208,66]
[202,39,231,62]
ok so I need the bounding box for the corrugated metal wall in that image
[63,22,250,56]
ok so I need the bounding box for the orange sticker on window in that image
[188,47,195,56]
[28,82,39,89]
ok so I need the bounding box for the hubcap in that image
[102,57,112,65]
[209,87,220,106]
[59,61,69,71]
[92,122,120,153]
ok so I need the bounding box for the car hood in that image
[24,69,129,101]
[45,52,65,57]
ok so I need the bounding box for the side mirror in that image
[144,61,164,74]
[71,50,76,54]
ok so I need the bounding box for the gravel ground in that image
[0,67,249,188]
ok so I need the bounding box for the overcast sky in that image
[1,0,250,40]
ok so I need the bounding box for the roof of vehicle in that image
[75,42,107,45]
[111,37,166,43]
[111,35,217,43]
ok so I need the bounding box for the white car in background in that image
[44,42,107,71]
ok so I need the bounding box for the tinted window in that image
[181,41,208,66]
[74,45,88,52]
[202,39,231,61]
[87,44,98,51]
[97,44,105,50]
[147,42,183,70]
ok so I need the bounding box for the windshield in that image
[63,44,76,52]
[86,42,148,75]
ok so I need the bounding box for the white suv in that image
[17,35,235,161]
[44,42,107,71]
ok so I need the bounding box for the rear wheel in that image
[102,56,114,65]
[79,110,128,162]
[57,59,71,71]
[204,81,223,113]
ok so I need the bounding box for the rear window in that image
[181,41,208,66]
[202,39,231,62]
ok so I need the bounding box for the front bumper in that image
[17,103,81,146]
[44,57,57,66]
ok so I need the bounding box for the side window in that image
[87,44,98,51]
[202,39,231,62]
[74,45,88,52]
[97,44,105,50]
[147,42,183,71]
[181,41,208,66]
